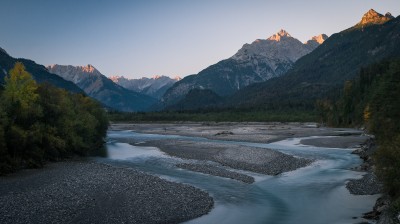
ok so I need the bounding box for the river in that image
[99,130,378,224]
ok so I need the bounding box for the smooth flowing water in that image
[100,130,378,224]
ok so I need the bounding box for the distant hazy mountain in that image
[161,29,327,107]
[110,75,180,99]
[226,9,400,110]
[0,48,83,93]
[47,64,156,112]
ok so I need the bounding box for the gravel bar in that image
[177,163,255,184]
[147,140,312,176]
[214,147,312,175]
[300,136,369,148]
[346,173,383,195]
[0,161,214,224]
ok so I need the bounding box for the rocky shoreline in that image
[345,137,392,223]
[0,161,214,224]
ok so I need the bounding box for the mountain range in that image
[160,30,328,107]
[110,75,180,99]
[0,49,82,93]
[47,64,156,112]
[224,9,400,110]
[2,9,398,115]
[162,9,399,112]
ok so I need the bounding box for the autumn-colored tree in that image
[0,62,108,173]
[1,62,43,167]
[3,62,41,123]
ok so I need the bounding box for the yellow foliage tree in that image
[3,62,41,120]
[363,104,370,123]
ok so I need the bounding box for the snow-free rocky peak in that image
[356,9,394,27]
[231,29,316,63]
[161,29,327,107]
[310,34,328,44]
[80,64,98,74]
[110,75,180,99]
[47,64,103,84]
[47,64,156,111]
[304,34,328,50]
[267,29,291,41]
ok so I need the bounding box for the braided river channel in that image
[100,130,379,224]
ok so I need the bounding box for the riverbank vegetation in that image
[108,109,316,123]
[0,62,108,174]
[318,59,400,218]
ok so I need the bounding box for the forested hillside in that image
[0,49,83,93]
[319,59,400,216]
[0,62,108,174]
[227,14,400,110]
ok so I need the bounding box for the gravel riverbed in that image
[346,173,383,195]
[0,161,213,224]
[144,140,312,176]
[176,163,255,184]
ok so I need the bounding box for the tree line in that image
[108,109,316,123]
[0,62,108,174]
[317,59,400,215]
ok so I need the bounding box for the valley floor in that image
[110,122,375,188]
[0,122,377,224]
[110,122,367,147]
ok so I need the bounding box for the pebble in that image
[346,173,383,195]
[0,161,214,224]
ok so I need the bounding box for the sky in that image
[1,0,399,79]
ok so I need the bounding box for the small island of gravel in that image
[139,139,312,178]
[0,161,213,224]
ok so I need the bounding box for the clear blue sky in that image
[1,0,399,79]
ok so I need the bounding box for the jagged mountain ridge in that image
[161,30,327,107]
[355,9,394,28]
[305,34,329,50]
[225,10,400,110]
[0,48,83,93]
[47,64,156,112]
[110,75,180,99]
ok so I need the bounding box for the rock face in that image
[231,29,319,74]
[47,64,156,112]
[305,34,329,50]
[356,9,394,28]
[161,29,327,107]
[110,75,180,99]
